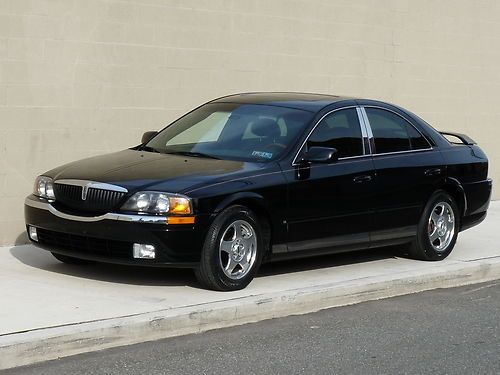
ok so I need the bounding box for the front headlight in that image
[121,192,192,215]
[33,176,55,200]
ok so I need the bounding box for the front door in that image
[283,107,375,253]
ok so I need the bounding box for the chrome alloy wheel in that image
[428,201,455,252]
[219,219,257,280]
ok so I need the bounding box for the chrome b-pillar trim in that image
[25,197,167,224]
[356,106,371,155]
[358,107,375,154]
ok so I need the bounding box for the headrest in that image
[250,119,281,139]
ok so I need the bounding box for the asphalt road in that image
[4,281,500,375]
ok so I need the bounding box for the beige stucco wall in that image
[0,0,499,245]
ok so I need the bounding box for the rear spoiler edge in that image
[440,131,476,145]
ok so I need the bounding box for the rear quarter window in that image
[365,108,430,154]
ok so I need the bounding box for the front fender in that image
[212,191,269,216]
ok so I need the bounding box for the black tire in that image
[406,191,460,261]
[195,205,265,291]
[51,252,95,265]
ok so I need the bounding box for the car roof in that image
[210,92,355,112]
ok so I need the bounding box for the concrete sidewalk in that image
[1,202,499,370]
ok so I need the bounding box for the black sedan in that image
[25,93,492,291]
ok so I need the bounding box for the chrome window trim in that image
[25,197,167,224]
[359,107,374,138]
[356,107,373,154]
[356,107,368,155]
[333,154,371,161]
[370,148,434,158]
[54,179,128,193]
[361,105,433,154]
[291,106,366,166]
[357,108,368,140]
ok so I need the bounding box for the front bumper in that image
[24,195,208,267]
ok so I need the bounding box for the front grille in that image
[37,228,131,259]
[54,183,82,202]
[54,183,126,214]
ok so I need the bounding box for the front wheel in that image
[406,191,459,261]
[195,205,264,291]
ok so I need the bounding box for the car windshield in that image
[144,103,313,162]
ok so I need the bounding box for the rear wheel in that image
[51,252,95,265]
[406,191,459,261]
[195,205,264,291]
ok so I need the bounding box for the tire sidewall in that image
[418,191,459,260]
[203,206,264,290]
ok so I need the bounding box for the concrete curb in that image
[1,256,499,370]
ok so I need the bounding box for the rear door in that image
[360,106,445,244]
[283,107,375,253]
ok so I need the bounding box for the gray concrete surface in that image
[3,281,499,375]
[0,202,499,370]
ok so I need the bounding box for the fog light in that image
[28,226,38,242]
[133,243,156,259]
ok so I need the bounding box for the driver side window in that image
[306,108,364,159]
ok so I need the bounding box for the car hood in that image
[45,149,270,194]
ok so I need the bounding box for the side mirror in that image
[141,131,158,144]
[302,147,338,164]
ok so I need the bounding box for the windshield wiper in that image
[165,151,220,160]
[140,146,161,153]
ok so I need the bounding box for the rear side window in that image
[365,108,430,154]
[306,108,363,158]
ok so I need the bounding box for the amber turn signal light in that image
[167,216,196,225]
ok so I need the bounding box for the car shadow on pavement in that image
[258,247,398,277]
[9,245,196,287]
[10,245,399,288]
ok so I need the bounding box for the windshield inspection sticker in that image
[252,151,273,159]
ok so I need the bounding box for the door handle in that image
[425,168,442,177]
[353,175,372,183]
